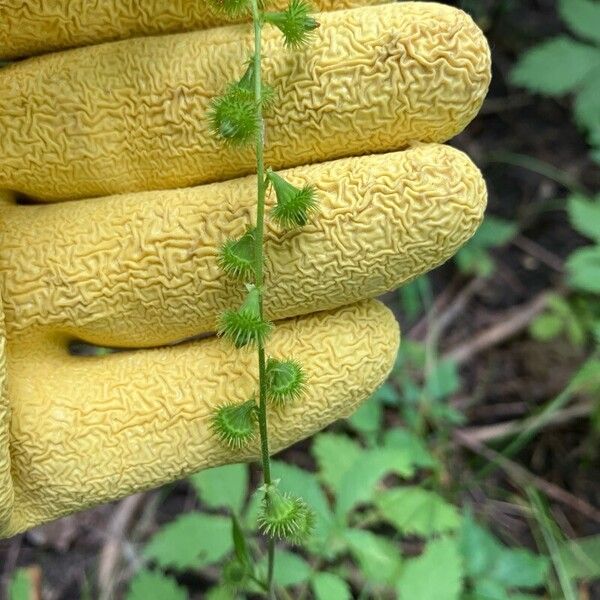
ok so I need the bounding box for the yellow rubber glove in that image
[0,1,491,538]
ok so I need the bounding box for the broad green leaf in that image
[559,534,600,580]
[566,246,600,293]
[205,586,235,600]
[575,71,600,134]
[470,217,518,248]
[143,513,232,570]
[397,538,464,600]
[400,279,425,321]
[511,36,600,95]
[471,579,510,600]
[312,433,362,493]
[567,195,600,242]
[189,463,248,515]
[312,572,351,600]
[8,569,33,600]
[424,359,460,401]
[271,550,311,587]
[335,448,416,518]
[529,312,564,341]
[383,428,436,468]
[460,514,549,589]
[373,382,400,405]
[345,528,403,585]
[559,0,600,44]
[375,487,461,537]
[455,246,495,277]
[348,396,382,434]
[126,570,187,600]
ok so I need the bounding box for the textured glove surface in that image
[0,1,491,537]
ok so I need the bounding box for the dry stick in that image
[97,493,146,600]
[454,429,600,524]
[457,401,593,444]
[444,290,550,366]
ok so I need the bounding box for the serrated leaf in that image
[424,359,460,401]
[511,36,600,95]
[397,538,464,600]
[566,246,600,293]
[348,396,382,434]
[376,487,461,537]
[189,464,248,515]
[231,513,250,567]
[126,569,188,600]
[559,534,600,580]
[312,433,362,493]
[344,528,403,585]
[575,70,600,134]
[383,428,436,468]
[270,550,312,587]
[491,548,549,588]
[559,0,600,44]
[460,514,549,589]
[470,217,518,248]
[143,513,232,570]
[335,448,416,518]
[567,194,600,241]
[529,312,564,341]
[311,572,351,600]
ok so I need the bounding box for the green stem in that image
[250,0,276,596]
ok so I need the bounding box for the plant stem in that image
[250,0,276,596]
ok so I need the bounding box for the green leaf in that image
[559,0,600,44]
[511,36,600,95]
[231,513,251,567]
[312,433,362,494]
[471,217,518,248]
[335,448,416,518]
[143,513,232,570]
[348,396,382,434]
[8,569,33,600]
[189,463,248,515]
[271,550,312,587]
[424,359,460,401]
[397,537,464,600]
[575,71,600,134]
[469,579,510,600]
[344,528,403,585]
[311,572,351,600]
[567,194,600,242]
[566,246,600,293]
[455,246,495,277]
[460,514,549,589]
[375,487,461,537]
[205,586,236,600]
[383,428,437,469]
[529,312,564,341]
[126,570,188,600]
[373,382,400,405]
[559,534,600,580]
[400,279,425,321]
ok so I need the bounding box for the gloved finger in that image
[0,3,491,202]
[0,0,386,60]
[0,145,486,349]
[3,299,399,537]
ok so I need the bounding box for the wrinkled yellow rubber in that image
[0,3,491,201]
[0,0,386,60]
[1,300,399,537]
[0,145,485,348]
[0,2,491,537]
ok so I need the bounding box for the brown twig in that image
[444,291,550,365]
[98,493,146,600]
[454,430,600,524]
[457,401,593,443]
